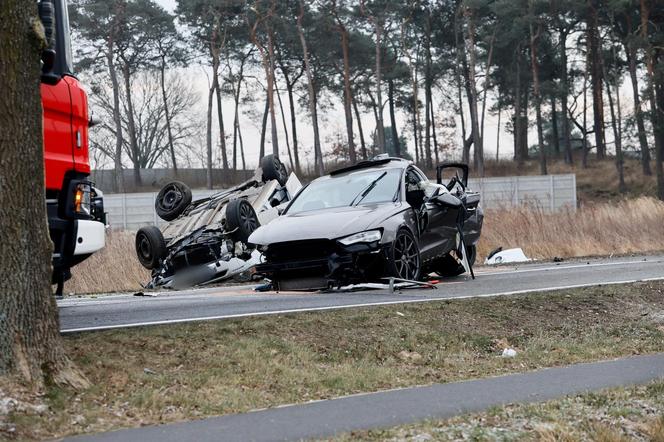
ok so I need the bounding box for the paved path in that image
[68,353,664,442]
[58,254,664,332]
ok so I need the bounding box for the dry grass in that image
[4,281,664,440]
[477,196,664,261]
[64,197,664,294]
[66,230,149,294]
[338,381,664,441]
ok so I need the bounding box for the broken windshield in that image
[286,168,402,214]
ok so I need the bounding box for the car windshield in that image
[286,168,402,214]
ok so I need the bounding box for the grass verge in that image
[2,281,664,440]
[338,381,664,441]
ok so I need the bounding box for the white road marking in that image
[60,276,664,334]
[473,258,662,276]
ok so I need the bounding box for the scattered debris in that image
[502,348,518,358]
[485,248,530,265]
[553,256,564,263]
[396,311,406,317]
[143,368,157,375]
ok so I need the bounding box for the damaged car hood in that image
[249,202,405,244]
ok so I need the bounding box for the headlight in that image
[338,229,382,246]
[73,183,91,216]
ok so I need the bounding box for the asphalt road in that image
[69,353,664,442]
[58,254,664,333]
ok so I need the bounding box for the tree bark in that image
[550,95,560,156]
[587,2,606,160]
[623,15,651,175]
[429,97,439,164]
[0,0,86,388]
[275,82,295,171]
[106,38,124,193]
[605,68,626,192]
[559,28,573,164]
[352,98,367,160]
[213,66,229,172]
[529,15,547,175]
[120,62,141,186]
[388,79,399,157]
[424,13,433,168]
[372,19,386,153]
[340,24,356,163]
[159,56,177,175]
[297,1,323,174]
[205,83,214,189]
[267,30,279,157]
[285,82,301,174]
[259,94,269,159]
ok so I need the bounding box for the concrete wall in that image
[103,174,577,231]
[91,168,253,193]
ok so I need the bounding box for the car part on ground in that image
[135,155,302,289]
[485,247,530,265]
[250,157,483,291]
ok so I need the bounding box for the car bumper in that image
[255,242,388,290]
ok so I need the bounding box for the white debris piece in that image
[485,248,530,265]
[501,348,517,358]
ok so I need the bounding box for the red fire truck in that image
[40,0,106,295]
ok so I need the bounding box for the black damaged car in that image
[249,156,483,291]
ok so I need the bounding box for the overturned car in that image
[135,155,301,288]
[249,157,483,291]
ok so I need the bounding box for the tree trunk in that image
[641,0,664,200]
[160,57,177,175]
[582,56,589,169]
[259,94,269,159]
[267,31,279,157]
[424,15,433,168]
[529,18,547,175]
[353,99,367,160]
[374,23,386,153]
[206,83,214,189]
[464,7,483,176]
[106,40,124,193]
[286,82,301,174]
[559,29,573,164]
[550,94,560,156]
[496,99,501,161]
[514,53,523,165]
[231,68,242,171]
[297,1,323,174]
[340,27,356,163]
[213,67,229,172]
[624,24,651,175]
[587,3,606,160]
[605,69,626,192]
[275,82,295,171]
[388,79,399,157]
[0,0,86,388]
[121,62,141,186]
[429,97,439,164]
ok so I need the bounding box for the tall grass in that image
[65,197,664,294]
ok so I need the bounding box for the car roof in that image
[328,157,411,177]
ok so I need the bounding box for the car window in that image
[405,168,426,192]
[286,168,402,214]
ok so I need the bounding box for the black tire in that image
[260,154,288,186]
[436,245,476,277]
[135,226,167,270]
[386,228,421,281]
[225,199,260,243]
[155,181,192,221]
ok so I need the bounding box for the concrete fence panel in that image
[103,174,577,231]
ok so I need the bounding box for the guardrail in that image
[103,174,577,230]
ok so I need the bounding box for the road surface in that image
[68,353,664,442]
[59,254,664,333]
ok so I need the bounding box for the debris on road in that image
[135,155,302,289]
[485,247,530,265]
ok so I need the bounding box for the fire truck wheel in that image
[135,226,167,270]
[155,181,192,221]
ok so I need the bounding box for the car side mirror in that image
[433,193,462,208]
[39,1,60,85]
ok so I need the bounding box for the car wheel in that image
[136,226,167,270]
[436,245,476,277]
[155,181,192,221]
[226,198,260,243]
[387,228,421,281]
[260,154,288,186]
